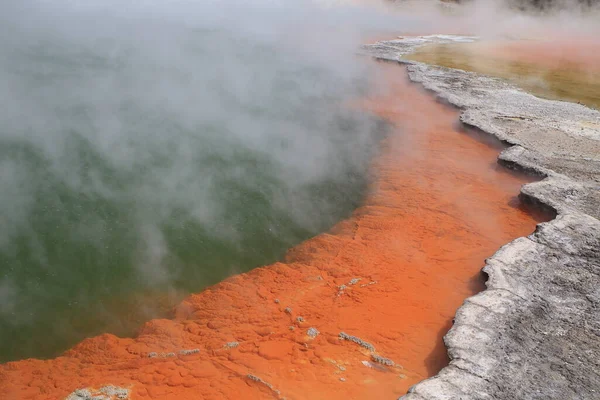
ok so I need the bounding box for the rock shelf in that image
[365,35,600,400]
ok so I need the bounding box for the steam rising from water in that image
[1,0,598,362]
[0,0,412,361]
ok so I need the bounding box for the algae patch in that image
[405,41,600,110]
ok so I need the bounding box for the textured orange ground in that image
[0,62,546,400]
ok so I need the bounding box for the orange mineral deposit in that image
[0,62,547,400]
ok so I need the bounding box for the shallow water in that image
[0,3,386,361]
[406,41,600,110]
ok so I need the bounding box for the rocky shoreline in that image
[3,34,596,400]
[365,37,600,399]
[1,54,546,400]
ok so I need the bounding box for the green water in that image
[0,3,387,361]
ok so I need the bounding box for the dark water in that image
[0,1,388,361]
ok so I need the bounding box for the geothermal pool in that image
[2,1,587,399]
[0,3,385,361]
[0,57,549,399]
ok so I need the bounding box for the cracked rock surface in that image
[366,37,600,399]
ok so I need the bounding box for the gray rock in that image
[404,214,600,400]
[66,389,92,400]
[307,327,320,338]
[99,386,129,400]
[339,332,376,352]
[178,348,200,355]
[365,36,600,399]
[65,385,129,400]
[371,354,395,366]
[362,35,477,62]
[246,374,284,399]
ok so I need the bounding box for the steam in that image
[1,0,598,362]
[0,0,419,361]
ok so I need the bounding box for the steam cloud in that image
[0,0,419,361]
[0,0,598,362]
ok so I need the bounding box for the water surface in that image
[406,40,600,109]
[0,2,386,361]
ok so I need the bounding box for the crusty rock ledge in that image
[366,38,600,399]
